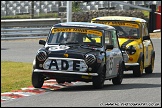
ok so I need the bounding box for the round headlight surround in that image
[36,50,47,61]
[126,45,136,55]
[85,54,96,65]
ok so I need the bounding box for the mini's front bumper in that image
[33,69,98,76]
[125,63,139,66]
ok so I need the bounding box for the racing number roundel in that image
[109,56,114,75]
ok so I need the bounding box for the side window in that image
[142,23,146,37]
[105,30,119,48]
[105,31,112,45]
[144,23,149,36]
[111,30,119,48]
[142,23,149,37]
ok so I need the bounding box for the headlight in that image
[126,45,136,55]
[36,50,47,61]
[85,54,96,65]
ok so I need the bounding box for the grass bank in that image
[1,61,33,93]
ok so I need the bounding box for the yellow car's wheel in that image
[145,55,155,74]
[133,58,143,77]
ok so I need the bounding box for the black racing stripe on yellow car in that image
[121,40,134,48]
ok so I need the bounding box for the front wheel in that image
[112,61,124,85]
[92,67,105,89]
[32,72,44,88]
[133,58,143,77]
[145,55,155,74]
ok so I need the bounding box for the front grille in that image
[85,54,96,65]
[36,51,47,61]
[43,57,88,72]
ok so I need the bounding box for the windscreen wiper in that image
[80,43,101,50]
[82,43,101,47]
[59,42,79,45]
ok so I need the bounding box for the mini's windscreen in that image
[47,28,103,46]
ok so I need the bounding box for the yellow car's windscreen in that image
[92,21,140,38]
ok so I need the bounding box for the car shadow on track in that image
[49,83,161,92]
[1,48,9,50]
[45,73,161,92]
[41,72,161,92]
[123,72,161,79]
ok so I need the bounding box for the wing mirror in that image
[39,40,46,46]
[143,36,150,40]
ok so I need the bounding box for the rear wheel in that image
[92,67,105,89]
[32,72,44,88]
[112,61,124,85]
[133,58,143,77]
[145,55,155,74]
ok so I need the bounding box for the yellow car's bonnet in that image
[119,38,141,49]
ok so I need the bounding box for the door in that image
[105,30,117,77]
[142,23,152,67]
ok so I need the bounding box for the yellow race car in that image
[91,16,155,77]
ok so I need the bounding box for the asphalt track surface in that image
[1,38,161,107]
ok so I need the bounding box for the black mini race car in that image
[32,22,126,89]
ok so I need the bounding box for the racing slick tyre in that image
[32,72,44,88]
[92,66,105,89]
[133,58,144,77]
[112,60,124,85]
[145,54,155,74]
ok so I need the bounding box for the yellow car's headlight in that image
[126,45,136,55]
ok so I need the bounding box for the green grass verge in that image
[1,61,33,93]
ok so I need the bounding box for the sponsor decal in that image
[52,28,102,36]
[109,56,114,75]
[92,21,139,28]
[49,45,70,51]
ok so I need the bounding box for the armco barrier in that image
[1,18,66,39]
